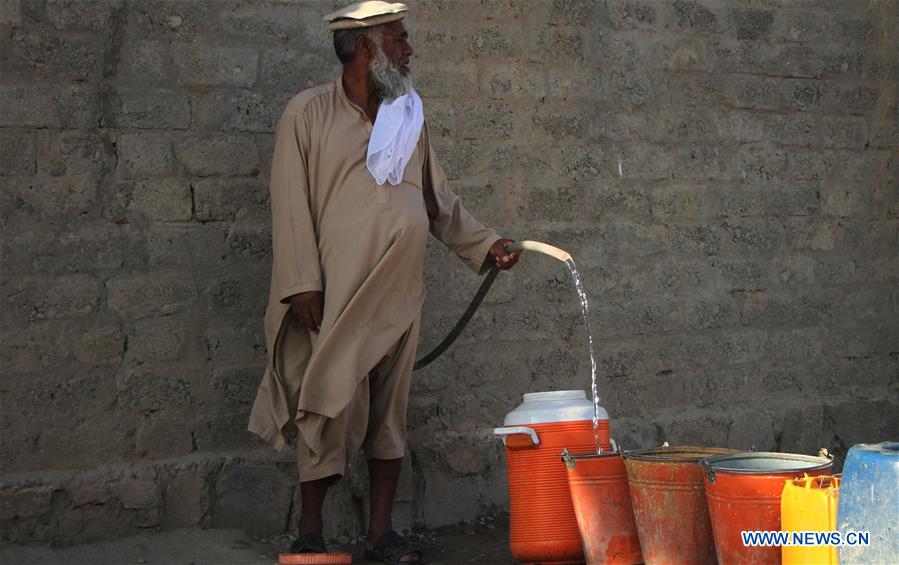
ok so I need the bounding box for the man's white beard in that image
[369,48,412,102]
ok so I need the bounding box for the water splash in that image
[564,258,602,453]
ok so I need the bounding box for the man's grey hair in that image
[333,25,384,64]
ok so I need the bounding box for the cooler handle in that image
[493,426,539,449]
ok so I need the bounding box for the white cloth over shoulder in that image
[366,89,424,186]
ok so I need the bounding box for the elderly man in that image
[248,1,519,562]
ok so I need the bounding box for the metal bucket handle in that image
[560,439,621,471]
[704,464,716,484]
[698,456,717,483]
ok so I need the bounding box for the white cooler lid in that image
[503,390,609,426]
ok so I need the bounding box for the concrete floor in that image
[0,517,514,565]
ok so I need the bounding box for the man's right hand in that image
[288,291,323,332]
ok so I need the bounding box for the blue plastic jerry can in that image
[836,441,899,564]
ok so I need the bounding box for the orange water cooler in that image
[495,390,611,564]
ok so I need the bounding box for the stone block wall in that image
[1,0,897,545]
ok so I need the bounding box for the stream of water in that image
[563,258,603,453]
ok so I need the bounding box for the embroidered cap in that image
[324,1,409,31]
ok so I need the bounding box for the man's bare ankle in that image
[297,520,324,537]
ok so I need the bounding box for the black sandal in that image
[288,532,329,553]
[363,530,424,564]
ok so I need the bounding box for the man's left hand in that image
[489,238,521,270]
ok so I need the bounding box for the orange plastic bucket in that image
[622,446,736,564]
[700,452,833,565]
[563,450,642,565]
[500,420,610,564]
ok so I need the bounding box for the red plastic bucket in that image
[563,450,642,565]
[700,452,833,565]
[623,446,736,564]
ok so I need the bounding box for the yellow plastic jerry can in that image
[781,474,840,565]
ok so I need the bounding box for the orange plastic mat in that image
[278,552,353,565]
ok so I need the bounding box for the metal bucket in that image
[700,452,833,565]
[563,450,642,565]
[623,446,736,564]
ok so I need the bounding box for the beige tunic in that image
[249,79,500,452]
